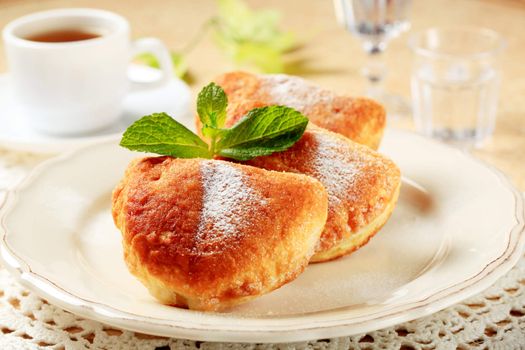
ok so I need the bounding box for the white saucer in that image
[0,64,193,153]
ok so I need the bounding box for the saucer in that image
[0,64,193,153]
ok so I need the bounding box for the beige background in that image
[0,0,523,188]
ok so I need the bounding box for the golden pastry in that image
[203,71,386,149]
[242,127,401,262]
[112,157,328,311]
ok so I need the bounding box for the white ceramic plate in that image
[0,129,523,342]
[0,64,193,153]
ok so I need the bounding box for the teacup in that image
[3,8,173,135]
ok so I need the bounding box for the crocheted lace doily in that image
[0,149,524,350]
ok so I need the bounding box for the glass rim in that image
[408,26,506,60]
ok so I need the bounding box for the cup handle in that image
[129,38,174,90]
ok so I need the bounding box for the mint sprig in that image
[120,83,308,161]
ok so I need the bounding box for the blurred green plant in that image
[134,52,188,79]
[212,0,295,73]
[134,0,296,81]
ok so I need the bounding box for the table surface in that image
[0,0,524,349]
[0,0,524,189]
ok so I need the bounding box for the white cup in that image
[2,8,173,135]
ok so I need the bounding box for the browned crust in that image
[195,72,398,262]
[112,157,328,311]
[197,71,386,149]
[242,128,401,261]
[312,223,383,263]
[310,181,401,263]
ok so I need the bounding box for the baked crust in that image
[112,157,327,311]
[241,128,401,262]
[200,72,400,262]
[202,71,386,149]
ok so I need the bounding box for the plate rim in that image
[0,129,524,342]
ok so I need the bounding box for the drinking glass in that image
[409,27,505,147]
[333,0,412,117]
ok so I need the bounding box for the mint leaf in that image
[197,82,227,128]
[120,113,211,158]
[197,82,228,138]
[216,106,308,160]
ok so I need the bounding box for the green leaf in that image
[120,82,308,161]
[170,52,189,78]
[120,113,211,158]
[135,52,161,69]
[234,42,284,73]
[197,82,228,134]
[213,0,295,73]
[134,52,188,79]
[216,106,308,160]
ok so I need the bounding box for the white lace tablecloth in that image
[0,149,524,350]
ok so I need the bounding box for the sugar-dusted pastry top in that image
[112,157,327,311]
[243,127,401,261]
[211,71,386,149]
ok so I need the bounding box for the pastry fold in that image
[206,72,400,262]
[242,127,401,262]
[112,157,327,311]
[206,71,386,149]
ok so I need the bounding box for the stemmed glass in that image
[333,0,412,117]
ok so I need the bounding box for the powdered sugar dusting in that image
[311,133,360,205]
[262,74,334,111]
[197,161,267,244]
